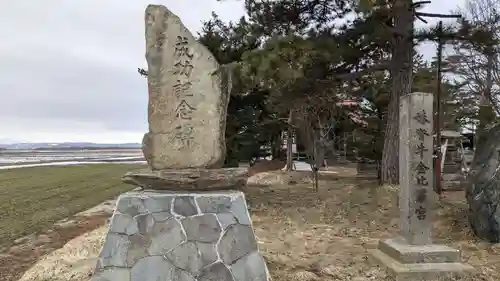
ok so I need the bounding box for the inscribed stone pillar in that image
[91,4,270,281]
[398,92,435,245]
[370,92,474,281]
[143,4,231,170]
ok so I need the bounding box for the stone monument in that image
[370,92,474,280]
[466,123,500,242]
[142,4,229,170]
[91,5,270,281]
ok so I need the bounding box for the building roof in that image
[441,130,463,138]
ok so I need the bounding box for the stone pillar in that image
[91,4,270,281]
[398,91,435,245]
[370,92,474,280]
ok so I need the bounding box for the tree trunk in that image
[296,115,316,164]
[377,108,385,184]
[343,132,348,161]
[331,131,337,164]
[297,115,322,191]
[285,110,294,171]
[317,117,329,168]
[271,133,283,160]
[312,138,320,192]
[315,141,325,169]
[477,49,496,137]
[381,0,414,185]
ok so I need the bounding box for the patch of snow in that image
[281,161,312,171]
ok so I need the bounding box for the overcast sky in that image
[0,0,464,143]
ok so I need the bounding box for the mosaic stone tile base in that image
[91,190,270,281]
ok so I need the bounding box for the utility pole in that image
[435,21,443,195]
[413,8,460,195]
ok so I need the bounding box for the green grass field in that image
[0,164,145,248]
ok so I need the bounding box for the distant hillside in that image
[0,142,141,150]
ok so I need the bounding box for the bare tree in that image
[293,94,339,191]
[447,0,500,133]
[284,109,295,171]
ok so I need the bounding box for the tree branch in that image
[415,12,462,19]
[332,61,392,81]
[411,1,432,8]
[138,68,148,77]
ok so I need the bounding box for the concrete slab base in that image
[91,190,270,281]
[370,238,475,281]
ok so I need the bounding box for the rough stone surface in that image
[99,233,129,268]
[130,256,173,281]
[218,225,258,265]
[142,4,232,169]
[466,123,500,243]
[135,213,155,234]
[181,214,221,243]
[231,251,269,281]
[116,197,148,216]
[198,262,234,281]
[230,196,252,226]
[174,269,197,281]
[126,234,150,266]
[93,268,131,281]
[92,191,269,281]
[122,168,248,191]
[143,195,173,213]
[109,214,138,235]
[152,211,171,222]
[197,196,232,213]
[165,242,218,276]
[217,213,238,230]
[173,196,199,216]
[148,217,185,255]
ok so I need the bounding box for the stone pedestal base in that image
[122,168,248,191]
[91,190,270,281]
[370,237,474,281]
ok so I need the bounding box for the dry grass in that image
[18,225,109,281]
[0,164,144,250]
[13,170,500,281]
[244,179,500,281]
[247,159,286,176]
